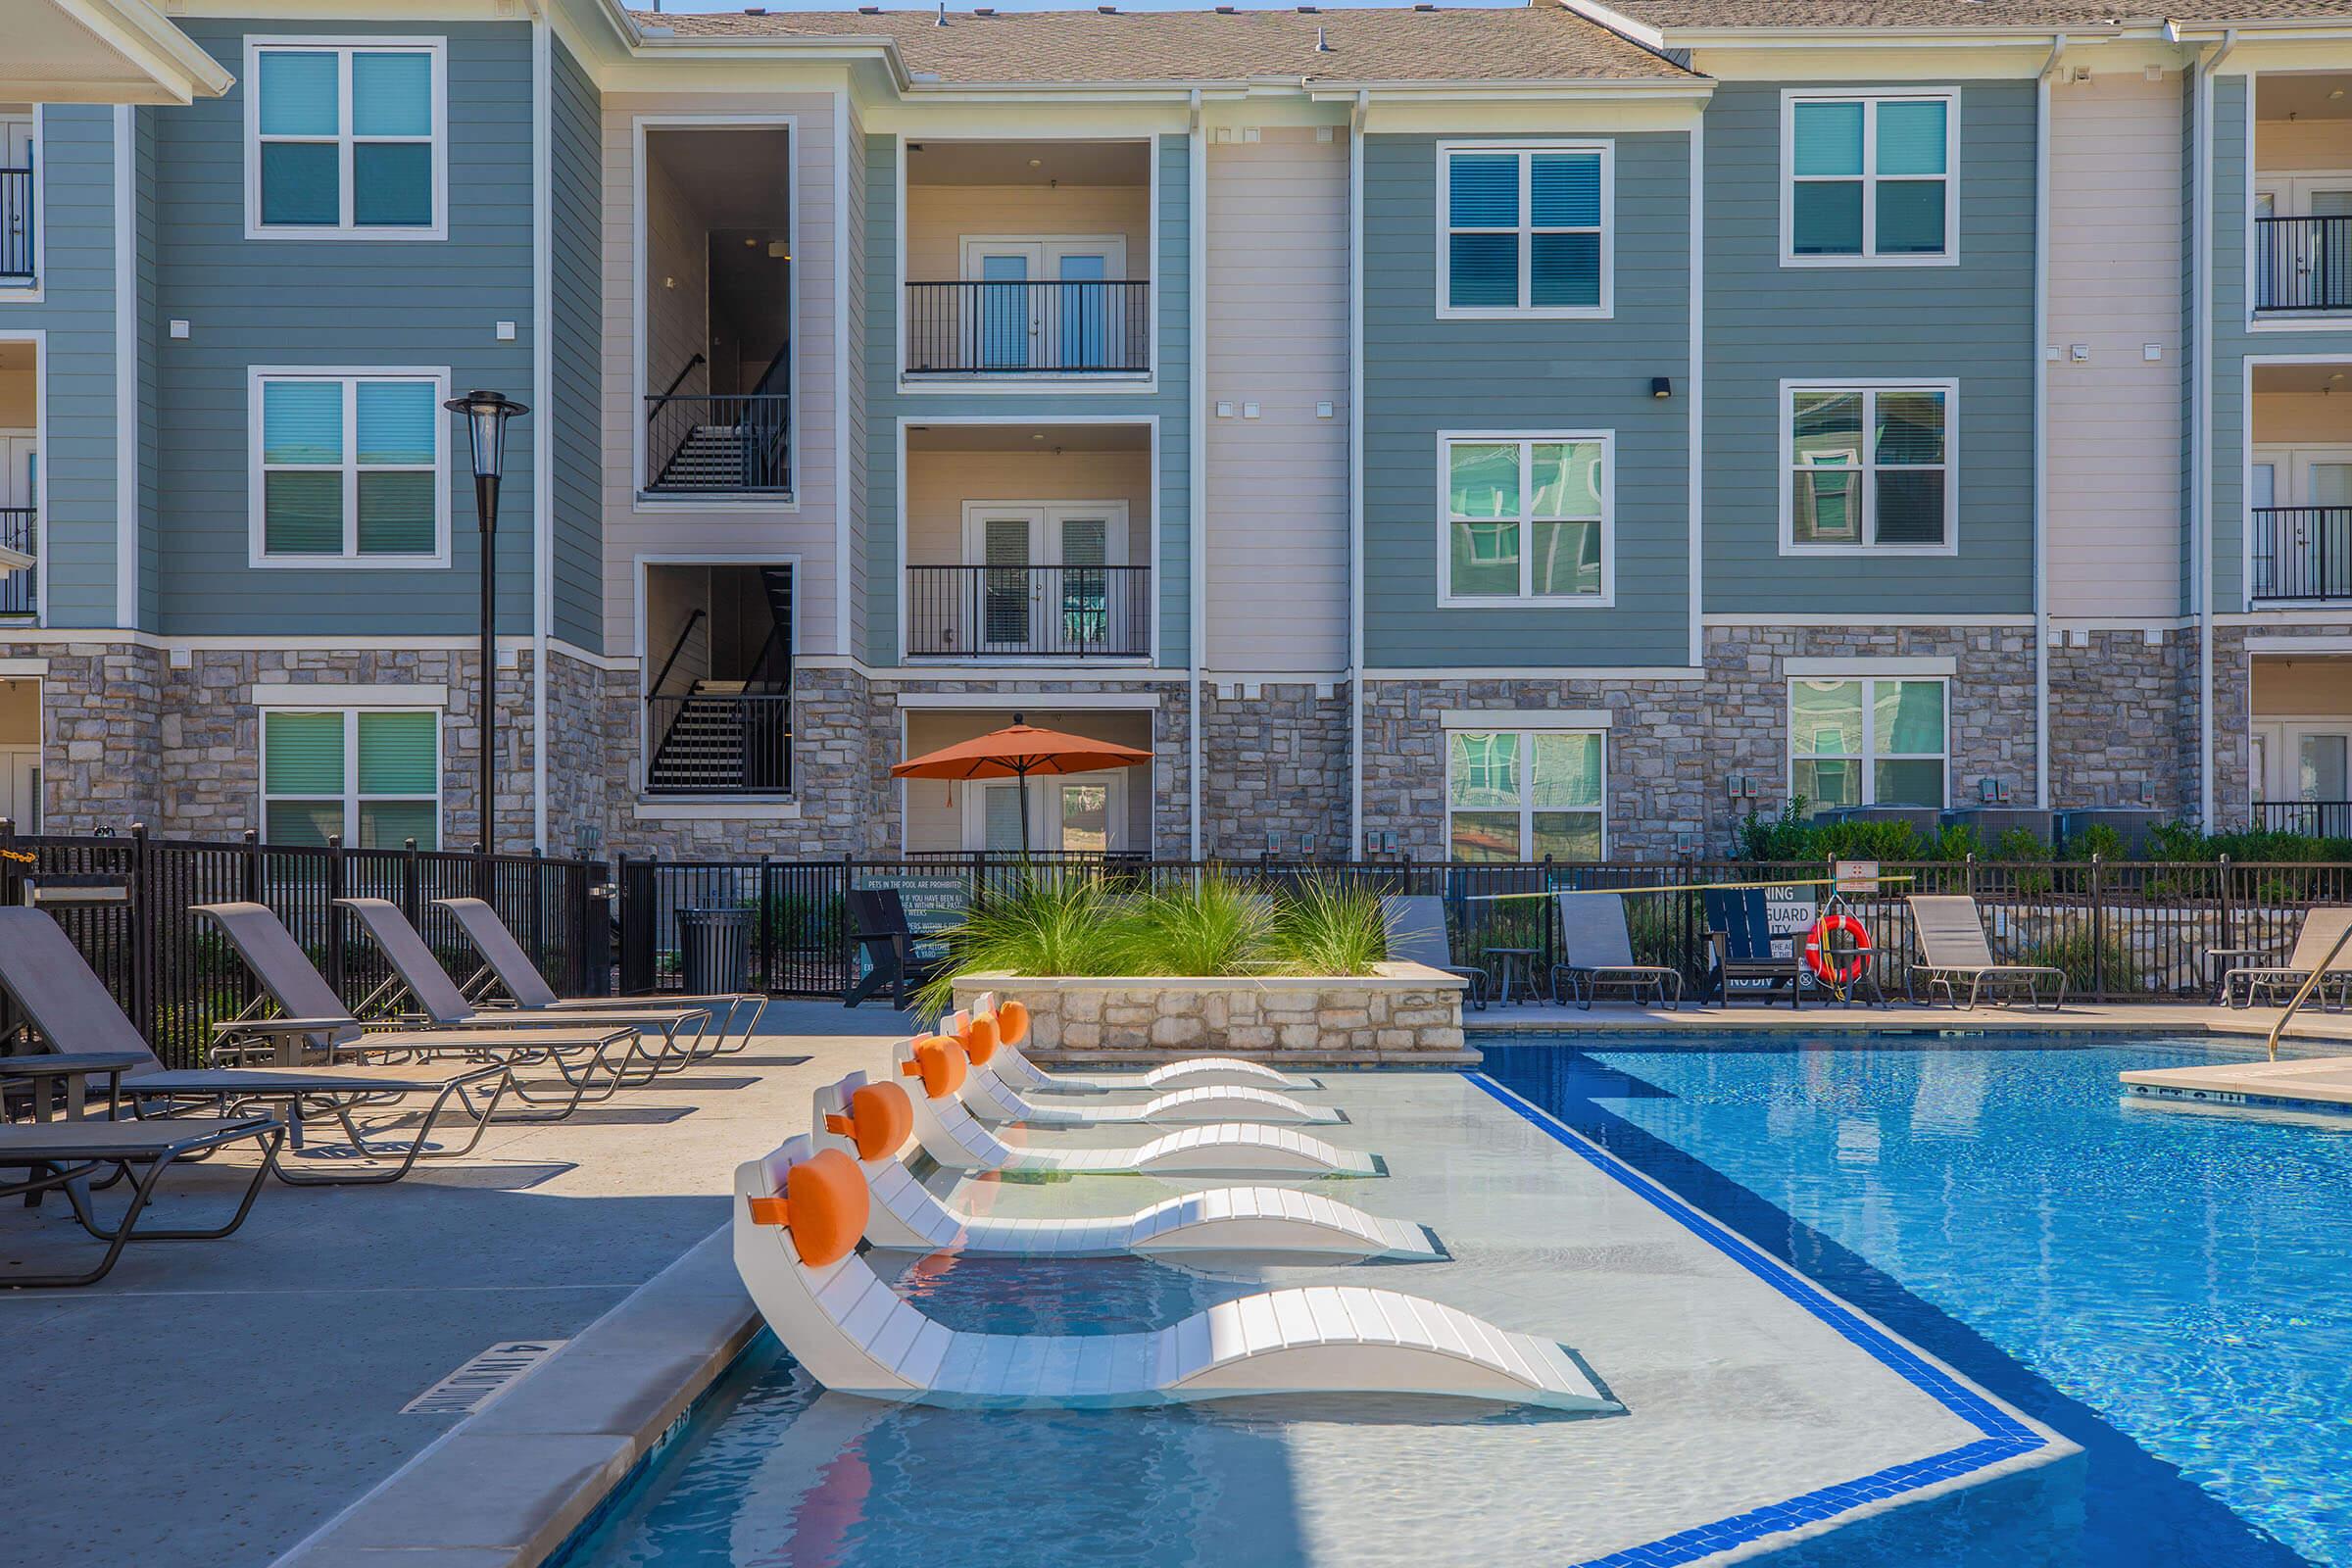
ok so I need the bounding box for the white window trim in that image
[1435,140,1615,320]
[247,366,453,569]
[1778,378,1958,559]
[1779,87,1960,270]
[1785,675,1950,812]
[1443,727,1609,861]
[258,707,444,850]
[1436,429,1616,608]
[244,36,448,242]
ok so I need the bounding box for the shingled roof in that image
[630,5,1701,83]
[1578,0,2352,28]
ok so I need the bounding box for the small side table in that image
[1483,947,1542,1006]
[2,1052,145,1210]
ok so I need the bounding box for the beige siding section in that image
[2253,655,2352,713]
[2251,390,2352,446]
[901,708,1153,851]
[905,450,1152,564]
[2047,72,2184,619]
[905,184,1152,281]
[1204,126,1349,673]
[601,93,841,662]
[2254,119,2352,175]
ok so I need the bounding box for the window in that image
[1784,381,1953,553]
[1788,679,1946,815]
[1785,90,1954,264]
[1439,143,1611,317]
[1442,434,1611,603]
[262,709,440,848]
[248,40,443,237]
[250,370,448,565]
[1446,730,1605,861]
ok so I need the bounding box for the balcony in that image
[905,280,1151,375]
[0,507,29,616]
[2254,217,2352,315]
[907,564,1152,659]
[2250,507,2352,603]
[1,150,28,285]
[2256,799,2352,837]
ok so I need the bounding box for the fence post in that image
[402,836,422,930]
[326,832,347,996]
[1679,849,1695,981]
[758,854,776,994]
[241,828,261,904]
[2218,853,2234,978]
[129,821,155,1045]
[529,844,546,975]
[1965,852,1979,900]
[0,816,17,907]
[472,839,492,902]
[2089,852,2106,1000]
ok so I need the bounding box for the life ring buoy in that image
[1804,913,1872,986]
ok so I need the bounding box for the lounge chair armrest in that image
[2203,946,2280,962]
[210,1015,356,1038]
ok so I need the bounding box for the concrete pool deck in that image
[5,998,2328,1567]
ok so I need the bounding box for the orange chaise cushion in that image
[782,1149,867,1267]
[960,1012,1002,1065]
[825,1081,913,1161]
[997,999,1031,1047]
[899,1037,968,1100]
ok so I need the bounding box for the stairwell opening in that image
[641,564,795,797]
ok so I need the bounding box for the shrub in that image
[2061,822,2128,862]
[2144,821,2352,862]
[2021,929,2142,995]
[1733,798,1950,862]
[1268,879,1391,976]
[1109,872,1278,979]
[912,874,1122,1018]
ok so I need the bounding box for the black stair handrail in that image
[647,608,708,704]
[646,352,708,424]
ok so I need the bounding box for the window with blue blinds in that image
[1787,93,1953,262]
[264,710,440,849]
[252,41,440,234]
[257,373,445,562]
[1443,145,1609,315]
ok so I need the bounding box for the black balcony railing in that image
[1,157,29,281]
[906,564,1152,658]
[0,508,31,616]
[2256,800,2352,838]
[644,394,791,494]
[2255,215,2352,313]
[2250,506,2352,602]
[645,693,793,795]
[905,280,1151,374]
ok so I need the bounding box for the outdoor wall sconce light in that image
[1650,377,1673,399]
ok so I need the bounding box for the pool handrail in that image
[2267,918,2352,1060]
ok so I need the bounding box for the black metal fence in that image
[0,507,31,616]
[610,852,2352,1006]
[2249,506,2352,603]
[0,825,603,1070]
[2255,214,2352,313]
[0,159,29,280]
[905,564,1153,659]
[905,279,1152,374]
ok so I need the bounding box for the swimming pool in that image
[553,1036,2345,1567]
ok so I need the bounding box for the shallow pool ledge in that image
[955,963,1478,1068]
[269,1225,758,1568]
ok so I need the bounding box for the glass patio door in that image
[968,508,1042,653]
[961,239,1125,372]
[961,773,1122,853]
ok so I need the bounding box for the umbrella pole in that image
[1017,768,1032,861]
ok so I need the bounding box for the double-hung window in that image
[1788,678,1946,814]
[1784,381,1953,553]
[1440,143,1610,317]
[1442,433,1611,603]
[248,39,443,237]
[1446,730,1606,861]
[252,370,449,565]
[1785,90,1954,264]
[262,709,440,848]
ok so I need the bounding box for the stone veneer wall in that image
[1200,681,1350,858]
[951,963,1471,1064]
[1359,625,2041,858]
[2048,628,2193,818]
[20,642,165,832]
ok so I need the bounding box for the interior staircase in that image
[644,565,798,794]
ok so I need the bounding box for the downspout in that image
[2033,35,2063,811]
[2192,30,2237,830]
[529,6,553,852]
[1187,88,1206,859]
[1347,90,1367,856]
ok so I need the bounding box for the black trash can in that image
[677,906,753,995]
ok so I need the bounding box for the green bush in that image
[2021,929,2141,995]
[2061,822,2128,862]
[2145,821,2352,862]
[912,875,1123,1018]
[1734,798,1969,862]
[1113,873,1279,978]
[1268,880,1391,976]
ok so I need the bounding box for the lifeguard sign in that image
[1705,881,1820,996]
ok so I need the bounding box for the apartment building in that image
[2,0,2348,859]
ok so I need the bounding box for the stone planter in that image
[950,962,1474,1067]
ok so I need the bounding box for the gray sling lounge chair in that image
[0,906,524,1184]
[1378,896,1491,1010]
[1,1116,284,1288]
[333,898,713,1081]
[2209,907,2352,1009]
[1906,895,2068,1010]
[1550,892,1684,1009]
[434,896,761,1054]
[190,902,641,1099]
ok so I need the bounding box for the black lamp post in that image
[445,389,528,852]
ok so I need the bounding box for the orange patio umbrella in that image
[891,712,1152,857]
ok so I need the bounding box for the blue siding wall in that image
[153,21,536,638]
[0,106,122,629]
[1702,80,2036,616]
[548,36,602,654]
[1361,130,1692,668]
[858,131,1192,667]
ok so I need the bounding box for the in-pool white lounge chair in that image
[732,1134,1615,1411]
[938,1009,1342,1129]
[964,993,1320,1096]
[893,1038,1379,1178]
[812,1070,1437,1261]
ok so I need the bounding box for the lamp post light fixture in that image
[444,389,528,852]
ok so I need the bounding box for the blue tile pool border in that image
[1468,1072,2053,1568]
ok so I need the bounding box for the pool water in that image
[555,1038,2349,1567]
[1482,1038,2351,1567]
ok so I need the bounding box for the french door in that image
[960,238,1126,371]
[961,772,1123,854]
[2251,445,2352,601]
[960,502,1128,656]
